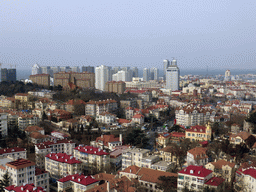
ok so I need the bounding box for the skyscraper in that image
[163,59,170,80]
[151,67,159,80]
[95,65,110,91]
[132,67,138,78]
[143,68,150,81]
[112,70,128,81]
[166,58,180,91]
[1,68,16,82]
[224,70,231,81]
[81,66,95,73]
[31,64,42,75]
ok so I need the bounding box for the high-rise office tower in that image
[166,58,180,91]
[95,65,110,91]
[224,70,231,81]
[163,59,170,80]
[143,68,150,81]
[1,68,16,82]
[82,66,95,73]
[31,64,42,75]
[151,67,159,80]
[132,67,138,78]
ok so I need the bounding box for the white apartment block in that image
[112,70,128,82]
[122,148,150,169]
[73,145,110,171]
[35,139,75,169]
[177,165,213,191]
[0,158,35,187]
[175,103,216,127]
[57,174,100,192]
[235,167,256,192]
[85,99,118,117]
[18,115,39,131]
[45,153,82,179]
[96,112,116,124]
[0,147,27,160]
[0,111,8,137]
[95,65,110,91]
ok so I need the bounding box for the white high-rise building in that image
[163,59,170,80]
[112,70,128,82]
[31,64,42,75]
[0,112,8,137]
[166,58,180,91]
[224,70,231,81]
[151,67,159,80]
[143,68,150,81]
[95,65,110,91]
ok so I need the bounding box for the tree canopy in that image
[124,129,149,148]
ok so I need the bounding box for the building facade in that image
[29,74,50,87]
[166,59,179,91]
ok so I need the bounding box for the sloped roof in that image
[179,165,212,177]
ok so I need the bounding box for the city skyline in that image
[1,0,256,70]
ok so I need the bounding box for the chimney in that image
[107,181,110,192]
[119,134,122,144]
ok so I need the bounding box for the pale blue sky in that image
[1,0,256,70]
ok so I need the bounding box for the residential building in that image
[81,66,94,73]
[57,174,100,192]
[175,103,216,127]
[105,81,126,94]
[5,184,45,192]
[132,114,144,124]
[45,153,82,179]
[119,165,178,192]
[18,115,39,131]
[0,110,8,137]
[0,96,15,108]
[35,139,75,169]
[95,65,111,91]
[15,93,29,103]
[54,71,95,89]
[64,99,86,113]
[0,147,27,160]
[1,68,16,82]
[112,70,128,81]
[29,74,50,87]
[163,59,170,80]
[166,58,179,91]
[96,112,117,124]
[186,147,208,166]
[90,134,122,151]
[143,68,150,81]
[185,124,212,142]
[85,99,118,117]
[122,148,150,169]
[25,126,45,136]
[235,167,256,192]
[151,67,159,80]
[0,158,35,187]
[109,146,130,170]
[229,131,252,145]
[156,133,172,148]
[34,168,50,192]
[157,146,178,164]
[73,145,110,171]
[205,160,235,183]
[177,165,213,191]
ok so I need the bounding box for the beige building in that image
[29,74,50,87]
[73,145,110,171]
[157,146,178,165]
[54,71,95,88]
[122,148,150,169]
[18,114,39,131]
[205,160,235,183]
[15,93,29,102]
[45,153,82,179]
[185,124,212,142]
[35,139,75,169]
[186,147,208,166]
[85,99,118,117]
[57,174,100,192]
[235,167,256,192]
[105,81,126,94]
[0,96,15,108]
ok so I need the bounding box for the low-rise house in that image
[45,153,82,179]
[229,131,252,145]
[204,177,225,191]
[186,147,208,166]
[73,145,110,172]
[90,134,122,151]
[96,112,117,124]
[47,109,72,121]
[158,146,178,164]
[25,125,45,135]
[18,114,39,131]
[231,123,242,134]
[109,146,130,170]
[57,174,100,192]
[132,114,144,124]
[65,99,86,113]
[185,124,212,142]
[85,99,118,117]
[156,132,172,148]
[35,139,75,169]
[122,148,150,169]
[0,147,27,160]
[79,115,93,126]
[29,132,51,144]
[205,159,235,183]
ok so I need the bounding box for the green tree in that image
[157,176,177,192]
[124,129,149,148]
[2,171,10,188]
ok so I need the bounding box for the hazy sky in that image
[1,0,256,70]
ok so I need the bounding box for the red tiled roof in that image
[171,132,185,138]
[132,114,144,118]
[5,184,44,192]
[35,139,74,149]
[74,145,109,156]
[122,165,141,174]
[35,167,48,176]
[118,119,131,124]
[25,126,44,133]
[66,99,86,105]
[0,147,26,155]
[6,159,35,170]
[186,125,207,133]
[237,168,256,179]
[179,165,212,177]
[58,174,99,186]
[96,135,120,146]
[45,153,81,164]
